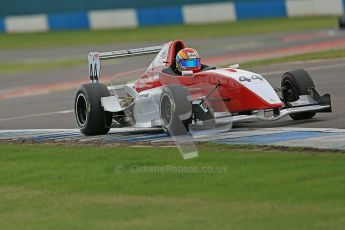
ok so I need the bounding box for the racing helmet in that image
[176,48,201,73]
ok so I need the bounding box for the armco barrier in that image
[48,12,89,30]
[235,0,286,19]
[137,6,184,26]
[0,18,4,32]
[1,0,344,33]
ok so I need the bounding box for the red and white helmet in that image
[176,48,201,73]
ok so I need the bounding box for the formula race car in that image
[74,40,331,136]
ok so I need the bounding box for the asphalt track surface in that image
[0,29,344,130]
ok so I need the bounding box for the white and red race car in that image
[74,40,331,136]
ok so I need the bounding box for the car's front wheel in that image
[160,85,192,136]
[281,69,316,120]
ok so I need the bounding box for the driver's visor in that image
[180,59,201,68]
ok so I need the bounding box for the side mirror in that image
[182,71,194,76]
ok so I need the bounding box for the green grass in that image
[0,143,345,229]
[241,49,345,68]
[0,16,337,50]
[0,58,86,74]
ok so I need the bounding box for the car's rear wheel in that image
[160,85,192,136]
[75,83,112,135]
[281,69,316,120]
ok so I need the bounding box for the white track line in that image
[0,110,73,122]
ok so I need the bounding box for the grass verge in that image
[2,48,345,74]
[241,49,345,68]
[0,16,337,50]
[0,143,344,229]
[0,58,86,74]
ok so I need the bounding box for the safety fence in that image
[0,0,344,33]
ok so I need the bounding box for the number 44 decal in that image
[239,75,264,82]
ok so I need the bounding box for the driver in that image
[176,48,201,74]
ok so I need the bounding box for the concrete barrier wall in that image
[0,0,344,33]
[286,0,344,17]
[5,15,48,33]
[89,9,138,29]
[0,0,231,17]
[182,2,236,24]
[235,0,287,20]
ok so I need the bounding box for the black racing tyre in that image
[339,16,345,29]
[75,83,112,135]
[160,85,192,136]
[281,69,316,120]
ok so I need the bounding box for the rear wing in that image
[88,45,163,83]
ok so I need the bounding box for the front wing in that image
[217,87,331,124]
